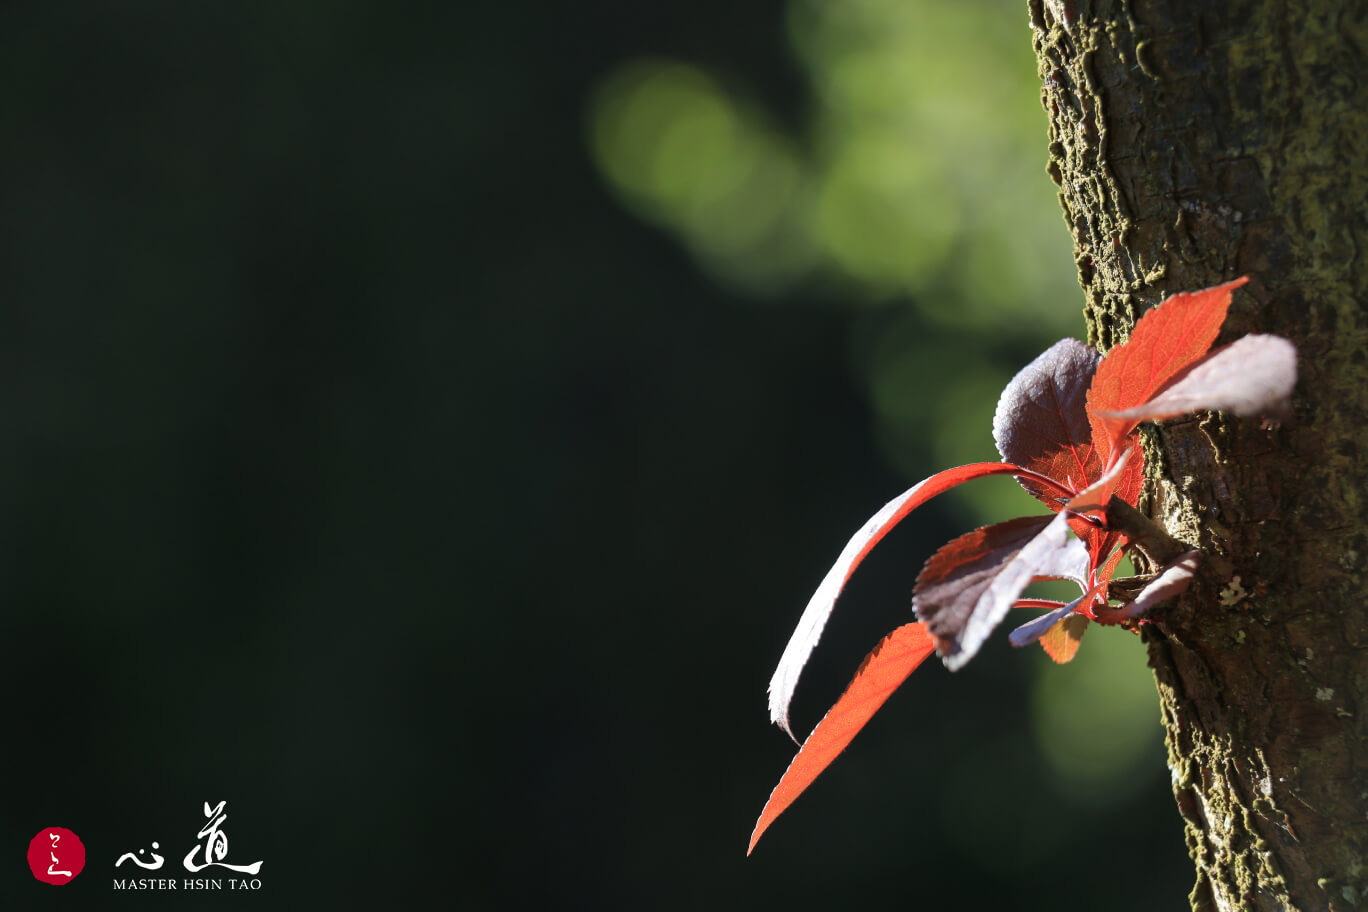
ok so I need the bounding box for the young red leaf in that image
[993,338,1102,504]
[1081,449,1143,572]
[1087,276,1249,464]
[914,512,1085,670]
[767,462,1054,739]
[748,623,936,856]
[1098,335,1296,426]
[1008,600,1078,648]
[1039,613,1089,663]
[1064,448,1141,605]
[912,452,1130,670]
[1063,446,1134,517]
[1008,580,1103,649]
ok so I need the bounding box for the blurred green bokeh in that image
[590,0,1077,317]
[589,0,1163,805]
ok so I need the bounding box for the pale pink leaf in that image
[1110,549,1202,621]
[1098,335,1296,426]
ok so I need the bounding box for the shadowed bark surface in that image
[1030,1,1368,909]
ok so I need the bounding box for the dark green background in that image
[5,2,1191,907]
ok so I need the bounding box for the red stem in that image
[1012,599,1067,611]
[1010,467,1078,500]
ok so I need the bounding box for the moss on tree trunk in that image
[1029,1,1368,908]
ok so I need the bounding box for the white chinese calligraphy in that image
[47,833,73,878]
[181,801,262,875]
[114,801,263,876]
[114,841,164,870]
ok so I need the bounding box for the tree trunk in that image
[1029,1,1368,909]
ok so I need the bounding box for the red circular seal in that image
[27,827,85,885]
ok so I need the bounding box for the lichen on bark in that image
[1029,1,1368,909]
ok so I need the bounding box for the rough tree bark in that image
[1029,1,1368,909]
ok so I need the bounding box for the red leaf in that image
[993,338,1102,503]
[748,623,936,856]
[1098,335,1296,426]
[1087,277,1249,464]
[768,462,1057,739]
[914,512,1086,670]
